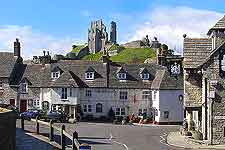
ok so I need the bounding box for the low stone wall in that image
[0,109,16,150]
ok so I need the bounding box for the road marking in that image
[109,133,129,150]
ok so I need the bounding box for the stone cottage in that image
[184,15,225,144]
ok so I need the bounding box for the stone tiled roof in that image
[208,15,225,35]
[0,52,17,77]
[15,60,183,90]
[108,62,183,89]
[183,38,212,69]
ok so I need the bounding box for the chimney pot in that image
[14,38,21,57]
[43,50,46,56]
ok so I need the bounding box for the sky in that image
[0,0,224,58]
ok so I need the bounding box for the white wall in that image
[157,90,184,123]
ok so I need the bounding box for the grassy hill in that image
[82,47,156,63]
[71,45,86,53]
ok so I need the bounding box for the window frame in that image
[86,90,92,97]
[88,105,92,112]
[61,88,68,100]
[163,111,169,119]
[142,90,151,100]
[119,91,128,100]
[117,73,127,80]
[141,73,150,80]
[115,107,126,116]
[85,72,95,80]
[52,71,60,80]
[96,103,103,113]
[20,83,28,94]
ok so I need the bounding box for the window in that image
[0,80,3,88]
[21,83,28,93]
[141,73,150,80]
[117,73,126,80]
[85,72,94,80]
[83,105,87,112]
[138,108,147,116]
[86,90,92,97]
[52,72,60,80]
[61,88,67,99]
[120,91,128,100]
[33,99,40,107]
[69,88,73,97]
[142,90,151,100]
[88,105,92,112]
[116,108,120,116]
[96,103,103,113]
[115,107,126,116]
[164,111,169,119]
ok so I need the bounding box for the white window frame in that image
[163,111,169,119]
[115,107,126,116]
[141,73,150,80]
[96,103,103,113]
[83,105,87,112]
[153,91,157,101]
[88,105,92,112]
[117,73,126,80]
[61,88,68,99]
[142,90,151,100]
[52,71,60,80]
[119,91,128,100]
[20,83,28,93]
[86,90,92,97]
[85,72,94,80]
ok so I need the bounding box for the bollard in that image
[72,131,78,150]
[49,120,54,141]
[21,117,24,130]
[36,116,39,134]
[61,124,66,150]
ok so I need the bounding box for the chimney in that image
[14,38,21,57]
[43,50,46,56]
[47,51,50,56]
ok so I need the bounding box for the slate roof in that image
[208,15,225,35]
[0,52,17,77]
[15,60,183,90]
[183,38,212,69]
[108,62,183,89]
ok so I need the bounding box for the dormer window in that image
[117,73,126,80]
[20,83,28,93]
[52,71,60,80]
[85,72,94,80]
[51,66,63,80]
[140,68,150,80]
[141,73,150,80]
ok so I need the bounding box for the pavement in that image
[167,131,225,149]
[16,128,57,150]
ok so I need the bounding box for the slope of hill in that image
[82,47,156,63]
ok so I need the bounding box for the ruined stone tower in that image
[88,20,108,54]
[110,21,117,44]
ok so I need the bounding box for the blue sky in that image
[0,0,224,58]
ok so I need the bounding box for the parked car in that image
[20,109,44,120]
[47,110,68,123]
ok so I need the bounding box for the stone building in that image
[0,40,183,124]
[183,15,225,144]
[88,20,117,54]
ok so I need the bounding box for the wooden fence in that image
[20,117,80,150]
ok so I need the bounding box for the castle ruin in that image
[88,20,117,54]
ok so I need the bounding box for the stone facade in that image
[88,20,117,54]
[183,15,225,144]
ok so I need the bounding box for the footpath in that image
[167,131,225,149]
[16,128,57,150]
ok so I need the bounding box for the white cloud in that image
[130,6,224,54]
[0,25,83,59]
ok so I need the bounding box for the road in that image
[17,120,187,150]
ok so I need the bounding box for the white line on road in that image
[109,133,129,150]
[160,133,171,147]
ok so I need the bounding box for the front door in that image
[10,99,15,106]
[20,100,27,112]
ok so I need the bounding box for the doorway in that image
[20,100,27,112]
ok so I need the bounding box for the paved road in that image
[16,120,188,150]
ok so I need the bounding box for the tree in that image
[108,107,115,121]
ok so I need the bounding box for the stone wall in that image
[0,110,16,150]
